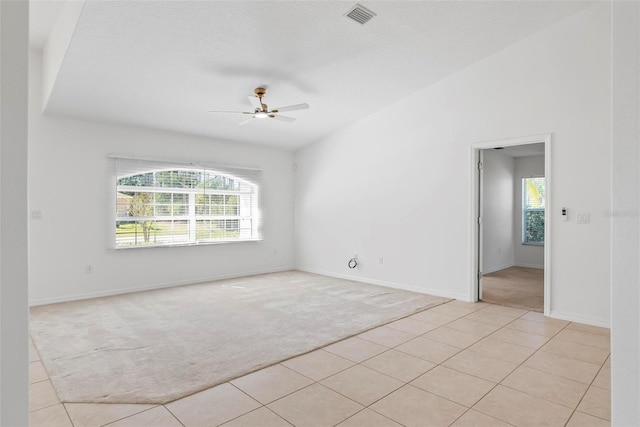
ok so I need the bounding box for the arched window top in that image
[112,157,261,249]
[117,168,251,192]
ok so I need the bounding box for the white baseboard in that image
[296,267,467,301]
[483,264,515,274]
[29,266,295,306]
[549,310,610,328]
[514,263,544,269]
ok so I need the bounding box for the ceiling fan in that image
[209,87,309,125]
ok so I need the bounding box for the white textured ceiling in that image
[32,1,591,150]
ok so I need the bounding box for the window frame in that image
[522,176,545,246]
[112,157,262,249]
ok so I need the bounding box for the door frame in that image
[470,133,552,316]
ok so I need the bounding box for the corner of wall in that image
[42,0,84,109]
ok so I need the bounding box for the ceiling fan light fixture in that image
[254,111,269,119]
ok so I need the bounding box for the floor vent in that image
[345,4,376,25]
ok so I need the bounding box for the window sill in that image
[522,242,544,246]
[113,238,262,250]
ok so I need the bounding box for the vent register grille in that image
[345,4,376,25]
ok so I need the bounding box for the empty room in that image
[1,1,639,426]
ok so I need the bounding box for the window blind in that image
[111,156,262,248]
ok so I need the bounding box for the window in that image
[113,157,261,248]
[522,177,545,244]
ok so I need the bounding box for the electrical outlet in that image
[379,257,384,264]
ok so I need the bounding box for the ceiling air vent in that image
[345,4,376,25]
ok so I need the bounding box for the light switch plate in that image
[576,212,590,224]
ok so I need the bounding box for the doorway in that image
[471,134,551,315]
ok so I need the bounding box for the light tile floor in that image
[29,300,611,427]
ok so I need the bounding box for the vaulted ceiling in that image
[30,1,591,150]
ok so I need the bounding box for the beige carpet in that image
[30,270,448,404]
[482,266,543,312]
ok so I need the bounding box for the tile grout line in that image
[162,404,187,427]
[562,356,612,426]
[99,406,165,427]
[61,403,75,427]
[280,349,358,382]
[331,405,401,427]
[360,348,434,384]
[217,406,293,427]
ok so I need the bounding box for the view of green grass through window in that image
[114,159,260,248]
[523,177,545,244]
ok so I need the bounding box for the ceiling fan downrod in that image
[254,87,268,112]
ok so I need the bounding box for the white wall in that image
[513,155,545,269]
[481,150,514,274]
[28,52,295,305]
[0,1,29,424]
[611,1,640,423]
[294,4,611,325]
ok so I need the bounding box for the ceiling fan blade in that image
[237,117,255,126]
[272,115,296,123]
[273,103,309,113]
[248,95,262,110]
[209,110,253,114]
